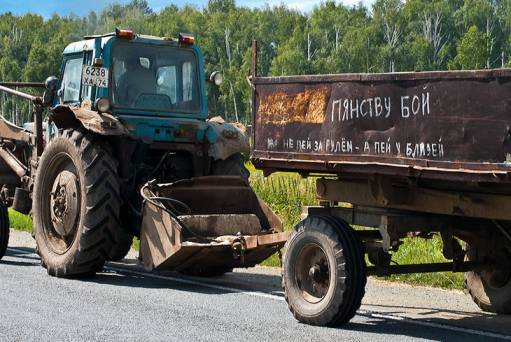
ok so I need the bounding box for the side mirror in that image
[45,76,59,90]
[42,76,59,107]
[208,71,223,86]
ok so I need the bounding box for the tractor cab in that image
[55,29,223,144]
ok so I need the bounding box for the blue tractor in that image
[0,29,286,276]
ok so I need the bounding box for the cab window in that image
[112,42,201,113]
[61,58,82,103]
[156,66,177,104]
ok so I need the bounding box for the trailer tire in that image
[33,129,122,277]
[0,200,9,260]
[282,216,366,326]
[211,153,249,181]
[465,242,511,313]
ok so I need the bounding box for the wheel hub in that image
[50,170,79,237]
[296,244,330,303]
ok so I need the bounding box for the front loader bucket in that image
[140,176,287,272]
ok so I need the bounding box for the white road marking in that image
[107,264,511,340]
[358,310,511,341]
[6,248,511,340]
[106,265,285,301]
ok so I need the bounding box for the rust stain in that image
[257,87,328,124]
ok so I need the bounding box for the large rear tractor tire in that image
[465,241,511,313]
[282,216,367,326]
[0,200,9,260]
[108,233,133,261]
[33,129,124,277]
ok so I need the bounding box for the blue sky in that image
[0,0,375,17]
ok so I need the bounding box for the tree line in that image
[0,0,510,124]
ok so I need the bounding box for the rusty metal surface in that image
[252,69,511,182]
[33,103,44,158]
[252,68,511,84]
[0,117,31,143]
[366,261,485,276]
[140,176,285,271]
[178,214,261,236]
[0,85,42,103]
[317,177,511,220]
[0,147,27,177]
[51,101,128,136]
[206,116,250,160]
[0,82,45,88]
[154,176,282,231]
[0,84,45,160]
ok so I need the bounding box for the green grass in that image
[248,163,316,231]
[6,164,464,289]
[8,208,32,232]
[383,235,464,289]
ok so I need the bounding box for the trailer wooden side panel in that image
[251,70,511,183]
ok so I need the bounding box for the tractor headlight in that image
[209,71,223,86]
[95,98,111,113]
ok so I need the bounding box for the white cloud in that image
[236,0,375,13]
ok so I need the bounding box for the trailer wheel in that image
[0,200,9,260]
[211,153,249,181]
[465,242,511,313]
[33,129,123,277]
[282,216,366,326]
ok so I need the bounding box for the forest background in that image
[0,0,508,124]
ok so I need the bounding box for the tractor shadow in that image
[88,262,511,341]
[350,303,511,340]
[1,247,41,266]
[88,265,509,341]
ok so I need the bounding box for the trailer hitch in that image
[232,236,247,264]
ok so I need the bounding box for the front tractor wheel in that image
[282,216,367,326]
[33,130,123,277]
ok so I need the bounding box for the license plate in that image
[82,65,109,88]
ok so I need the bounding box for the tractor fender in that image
[206,116,249,160]
[50,101,128,136]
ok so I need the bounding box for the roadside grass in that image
[8,208,32,232]
[6,165,464,289]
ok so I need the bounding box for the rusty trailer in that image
[249,41,511,326]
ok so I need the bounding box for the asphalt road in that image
[1,231,510,342]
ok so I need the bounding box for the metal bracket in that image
[378,215,400,251]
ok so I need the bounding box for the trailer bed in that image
[251,69,511,184]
